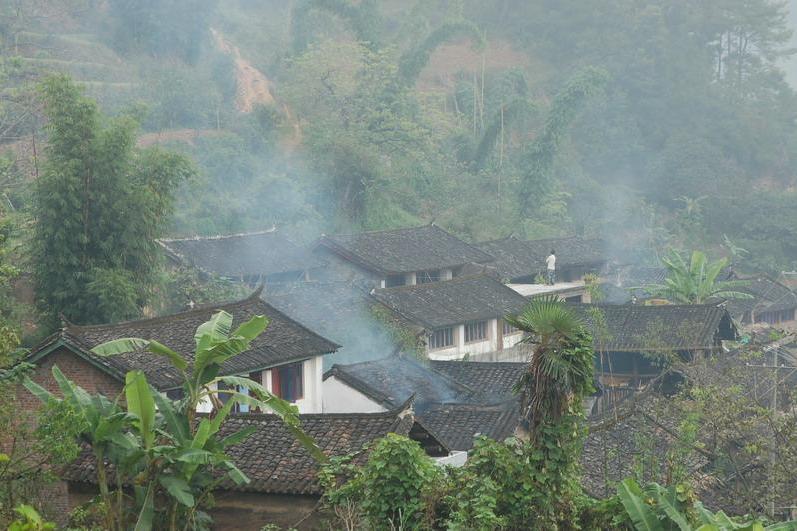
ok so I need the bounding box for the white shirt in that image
[546,254,556,270]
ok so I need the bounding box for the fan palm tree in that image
[505,296,594,440]
[644,250,753,304]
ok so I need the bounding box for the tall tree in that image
[33,75,193,325]
[504,296,594,525]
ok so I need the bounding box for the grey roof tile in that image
[319,224,494,275]
[371,275,529,329]
[569,303,737,352]
[477,236,607,281]
[59,290,339,389]
[65,408,414,495]
[159,230,321,278]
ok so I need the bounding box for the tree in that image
[519,67,607,217]
[32,75,194,325]
[24,310,322,530]
[505,295,594,439]
[644,250,754,304]
[503,295,595,525]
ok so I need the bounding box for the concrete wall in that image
[322,375,387,413]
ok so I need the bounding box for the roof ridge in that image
[157,227,279,243]
[325,223,436,238]
[372,273,502,293]
[431,360,527,367]
[325,355,477,404]
[65,289,265,333]
[223,408,406,421]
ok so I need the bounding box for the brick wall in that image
[18,346,123,413]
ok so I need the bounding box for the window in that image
[417,270,440,284]
[502,321,520,336]
[385,274,405,287]
[272,362,304,402]
[464,321,487,343]
[428,327,454,349]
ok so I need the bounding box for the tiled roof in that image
[49,290,339,390]
[318,224,494,275]
[569,303,737,352]
[323,355,477,410]
[476,236,607,281]
[66,408,415,496]
[429,361,525,400]
[416,402,520,451]
[371,275,529,329]
[724,276,797,317]
[158,229,320,278]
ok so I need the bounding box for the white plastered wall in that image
[322,375,388,413]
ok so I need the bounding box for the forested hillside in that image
[3,0,797,324]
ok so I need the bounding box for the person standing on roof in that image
[546,250,556,285]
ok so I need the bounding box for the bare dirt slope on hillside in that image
[211,28,276,113]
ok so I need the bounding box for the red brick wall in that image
[18,347,123,413]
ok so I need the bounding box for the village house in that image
[724,275,797,327]
[62,403,449,530]
[158,228,322,286]
[571,303,737,405]
[23,289,339,414]
[322,355,523,452]
[369,275,530,360]
[315,224,495,288]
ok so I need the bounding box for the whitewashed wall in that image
[322,375,387,413]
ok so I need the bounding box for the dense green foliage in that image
[4,0,797,270]
[32,75,193,325]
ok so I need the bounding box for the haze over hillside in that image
[3,0,797,274]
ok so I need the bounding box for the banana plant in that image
[617,479,797,531]
[642,250,753,304]
[23,311,324,530]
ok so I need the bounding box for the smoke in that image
[265,280,400,368]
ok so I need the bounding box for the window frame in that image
[272,361,304,402]
[428,327,455,350]
[464,320,488,343]
[416,270,441,284]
